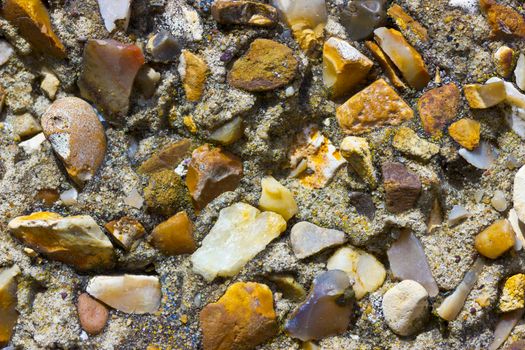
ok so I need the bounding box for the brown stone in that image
[105,217,146,251]
[365,41,407,90]
[0,85,5,114]
[200,282,278,350]
[418,83,461,136]
[179,50,208,102]
[186,144,243,209]
[382,162,421,213]
[448,119,480,150]
[2,0,66,58]
[211,0,278,27]
[78,39,145,125]
[137,139,192,174]
[150,211,196,256]
[480,0,525,39]
[41,97,106,188]
[144,169,191,216]
[387,4,429,42]
[77,293,109,335]
[228,39,298,92]
[34,188,60,206]
[336,79,414,134]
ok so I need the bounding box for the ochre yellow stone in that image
[0,266,20,347]
[464,81,506,109]
[499,274,525,312]
[365,41,407,90]
[179,50,208,102]
[150,211,196,256]
[448,119,480,150]
[387,4,429,42]
[336,79,413,134]
[474,219,515,259]
[3,0,66,58]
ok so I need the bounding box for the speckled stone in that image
[77,293,109,335]
[448,119,481,150]
[418,83,461,136]
[144,169,191,216]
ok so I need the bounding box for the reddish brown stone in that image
[77,293,109,335]
[382,162,421,213]
[418,83,461,137]
[138,139,191,174]
[150,211,196,256]
[186,144,243,209]
[35,188,60,206]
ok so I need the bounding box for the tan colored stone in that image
[259,176,298,221]
[340,136,376,187]
[200,282,278,350]
[337,79,414,134]
[0,265,20,347]
[77,293,109,335]
[448,119,480,150]
[387,4,429,42]
[40,69,60,100]
[105,217,145,251]
[392,126,439,161]
[475,219,515,259]
[8,212,115,271]
[323,37,373,98]
[41,97,106,188]
[494,46,516,78]
[418,83,461,136]
[464,81,506,109]
[178,50,208,102]
[365,40,407,90]
[499,274,525,312]
[137,139,191,174]
[150,211,196,256]
[34,188,60,206]
[11,113,41,139]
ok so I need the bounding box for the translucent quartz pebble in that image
[285,270,354,341]
[458,141,499,170]
[340,0,387,41]
[387,230,439,297]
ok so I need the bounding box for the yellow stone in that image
[464,81,506,109]
[336,79,414,134]
[340,136,376,187]
[3,0,66,58]
[0,265,20,347]
[499,274,525,312]
[259,176,298,221]
[387,4,429,42]
[365,41,407,90]
[474,219,515,259]
[448,119,481,150]
[178,50,208,102]
[323,37,373,98]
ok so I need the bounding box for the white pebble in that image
[60,188,78,206]
[285,86,295,97]
[448,205,471,226]
[491,190,508,212]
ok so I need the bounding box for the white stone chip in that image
[97,0,132,32]
[458,141,499,170]
[123,188,143,209]
[513,165,525,224]
[19,132,46,154]
[448,205,471,226]
[515,53,525,91]
[508,209,525,251]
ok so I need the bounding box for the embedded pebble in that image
[508,208,525,250]
[514,165,525,223]
[211,0,278,27]
[178,50,208,102]
[259,176,298,221]
[348,192,375,220]
[150,211,196,256]
[340,136,376,187]
[290,221,347,259]
[40,69,60,100]
[147,31,182,62]
[475,219,515,259]
[458,141,499,170]
[392,126,439,161]
[60,188,78,206]
[11,113,41,139]
[77,293,109,335]
[491,190,508,212]
[448,205,471,226]
[464,81,506,109]
[137,139,191,174]
[339,0,387,41]
[480,0,525,39]
[97,0,131,32]
[209,117,243,145]
[144,169,191,216]
[448,118,480,150]
[382,162,421,213]
[499,274,525,312]
[0,265,20,347]
[104,217,146,251]
[515,53,525,91]
[494,46,516,78]
[0,40,14,66]
[418,83,461,136]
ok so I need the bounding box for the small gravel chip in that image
[77,293,109,335]
[290,221,347,259]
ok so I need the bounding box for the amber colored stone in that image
[0,266,19,347]
[77,293,109,335]
[41,97,106,188]
[475,219,515,259]
[211,0,278,27]
[480,0,525,39]
[2,0,66,58]
[448,119,480,151]
[137,139,191,174]
[463,81,506,109]
[200,282,278,350]
[365,41,407,90]
[105,217,146,251]
[387,4,428,42]
[78,39,145,125]
[418,83,461,136]
[228,39,298,92]
[382,162,421,213]
[150,211,196,256]
[336,79,413,134]
[186,144,243,209]
[179,50,208,102]
[34,188,60,206]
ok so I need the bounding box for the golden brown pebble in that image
[337,79,413,134]
[475,219,515,259]
[418,83,461,136]
[365,41,407,90]
[387,4,429,42]
[448,119,481,150]
[211,0,278,27]
[464,81,507,109]
[499,274,525,312]
[0,266,20,347]
[480,0,525,39]
[494,46,516,78]
[2,0,66,58]
[178,50,208,102]
[150,211,196,256]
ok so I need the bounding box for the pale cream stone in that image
[209,117,243,145]
[40,69,60,100]
[259,176,298,221]
[340,136,376,187]
[513,165,525,224]
[464,81,506,109]
[97,0,131,32]
[516,53,525,91]
[0,265,20,347]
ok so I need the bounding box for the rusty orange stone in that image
[387,4,429,42]
[418,83,461,137]
[150,211,196,256]
[448,119,480,150]
[480,0,525,39]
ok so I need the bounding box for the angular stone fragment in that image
[289,126,346,188]
[209,117,243,145]
[2,0,66,58]
[191,203,286,281]
[464,81,507,109]
[186,144,243,209]
[178,50,208,102]
[458,141,499,170]
[448,119,480,150]
[285,270,354,341]
[387,229,439,297]
[0,265,20,347]
[365,41,407,90]
[382,162,421,213]
[475,219,515,259]
[514,165,525,224]
[323,37,373,98]
[337,79,414,134]
[146,31,182,63]
[259,176,298,221]
[200,282,277,350]
[0,40,14,66]
[349,192,376,220]
[387,4,429,42]
[144,169,191,216]
[448,205,471,226]
[339,0,387,41]
[150,211,196,256]
[515,53,525,92]
[228,39,298,92]
[78,39,145,124]
[499,274,525,312]
[41,97,106,187]
[77,293,109,335]
[480,0,525,39]
[138,139,191,174]
[134,65,161,98]
[392,127,439,161]
[8,212,115,271]
[104,217,146,251]
[382,280,429,336]
[86,275,161,314]
[211,0,278,27]
[290,221,347,259]
[494,46,516,78]
[11,113,41,139]
[340,136,377,187]
[418,83,461,136]
[97,0,131,32]
[327,246,386,300]
[374,28,430,90]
